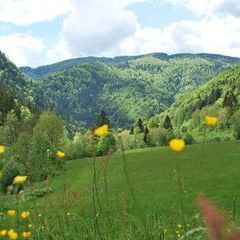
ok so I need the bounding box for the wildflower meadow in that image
[0,115,240,240]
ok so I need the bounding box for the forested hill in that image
[0,51,33,100]
[148,66,240,141]
[21,53,240,78]
[0,51,39,134]
[21,53,240,129]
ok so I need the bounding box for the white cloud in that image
[47,0,141,61]
[0,0,72,25]
[1,0,240,66]
[165,0,240,17]
[0,33,45,66]
[46,0,240,65]
[118,15,240,57]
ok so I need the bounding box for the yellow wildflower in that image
[7,210,16,217]
[0,229,7,236]
[169,139,185,152]
[56,151,66,158]
[22,231,31,238]
[13,175,27,185]
[205,115,218,127]
[8,229,18,239]
[94,124,109,137]
[21,211,30,219]
[0,145,5,154]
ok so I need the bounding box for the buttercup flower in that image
[94,124,109,137]
[21,211,30,219]
[8,229,18,239]
[205,115,218,127]
[169,139,185,152]
[22,231,31,238]
[0,229,7,236]
[13,175,27,185]
[7,210,16,217]
[0,145,5,154]
[56,151,66,158]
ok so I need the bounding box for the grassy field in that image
[49,140,240,212]
[2,141,240,239]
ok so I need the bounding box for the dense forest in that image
[21,53,240,130]
[148,66,240,142]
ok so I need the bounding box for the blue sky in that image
[0,0,240,67]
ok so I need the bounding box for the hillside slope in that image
[148,66,240,141]
[23,53,240,129]
[0,51,33,99]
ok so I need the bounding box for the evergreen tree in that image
[95,110,110,128]
[129,126,134,135]
[143,127,149,144]
[207,88,221,105]
[223,90,237,115]
[137,118,145,133]
[163,115,173,129]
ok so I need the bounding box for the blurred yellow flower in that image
[22,231,31,238]
[8,229,18,239]
[169,139,185,152]
[56,151,66,158]
[7,210,16,217]
[0,145,5,154]
[94,124,109,137]
[13,175,27,185]
[205,115,218,127]
[0,229,7,236]
[21,211,30,219]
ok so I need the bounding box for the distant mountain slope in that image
[23,53,240,129]
[0,51,32,99]
[148,66,240,141]
[0,51,39,128]
[21,53,240,78]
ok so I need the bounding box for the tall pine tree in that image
[137,118,145,133]
[95,110,110,128]
[163,115,173,129]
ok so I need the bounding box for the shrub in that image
[28,131,52,182]
[1,160,23,192]
[232,110,240,139]
[97,134,116,156]
[184,133,195,144]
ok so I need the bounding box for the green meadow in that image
[5,141,237,239]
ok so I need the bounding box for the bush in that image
[28,131,52,182]
[97,134,116,156]
[184,133,195,144]
[1,160,24,192]
[232,110,240,139]
[149,128,168,146]
[67,131,93,159]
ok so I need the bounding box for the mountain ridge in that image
[20,52,240,78]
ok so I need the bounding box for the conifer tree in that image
[137,118,145,133]
[95,110,110,128]
[163,115,173,129]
